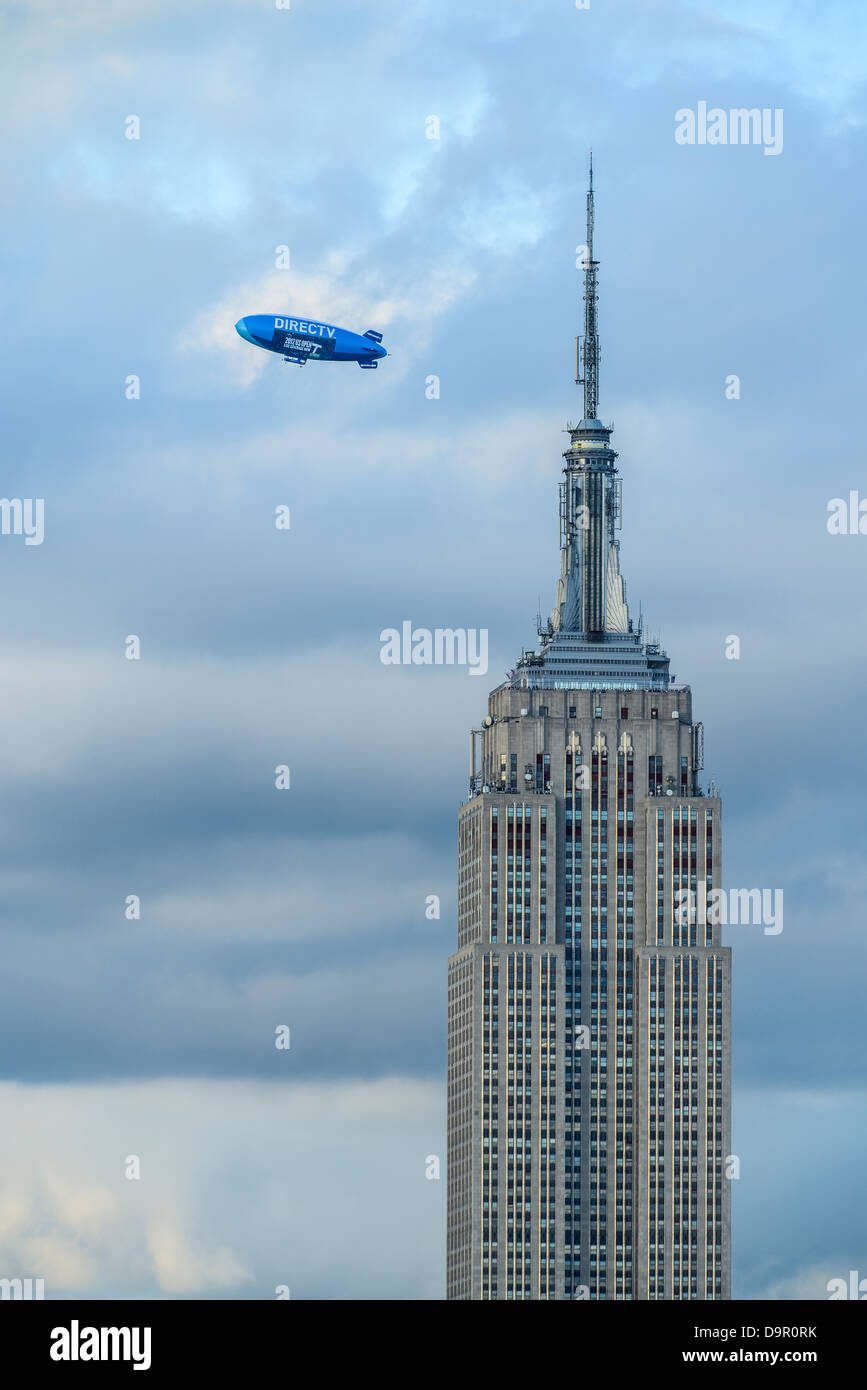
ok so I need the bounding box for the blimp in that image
[234,314,387,368]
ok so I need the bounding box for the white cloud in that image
[0,1077,444,1299]
[176,258,477,389]
[146,1214,250,1294]
[0,1169,118,1291]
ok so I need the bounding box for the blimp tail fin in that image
[358,360,378,369]
[362,329,383,343]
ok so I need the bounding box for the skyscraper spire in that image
[577,152,600,422]
[523,157,670,678]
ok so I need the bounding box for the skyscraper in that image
[447,164,732,1301]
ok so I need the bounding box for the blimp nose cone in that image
[235,317,256,345]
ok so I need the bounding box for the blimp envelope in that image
[235,314,387,367]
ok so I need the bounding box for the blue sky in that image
[0,0,865,1299]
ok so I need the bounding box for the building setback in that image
[447,164,732,1301]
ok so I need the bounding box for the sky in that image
[0,0,865,1300]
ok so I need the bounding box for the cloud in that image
[0,1078,443,1299]
[606,0,867,129]
[146,1215,251,1294]
[0,1169,118,1291]
[176,258,477,389]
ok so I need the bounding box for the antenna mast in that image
[575,153,600,420]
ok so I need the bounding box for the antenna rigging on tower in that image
[575,152,600,421]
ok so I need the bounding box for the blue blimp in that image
[234,314,387,368]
